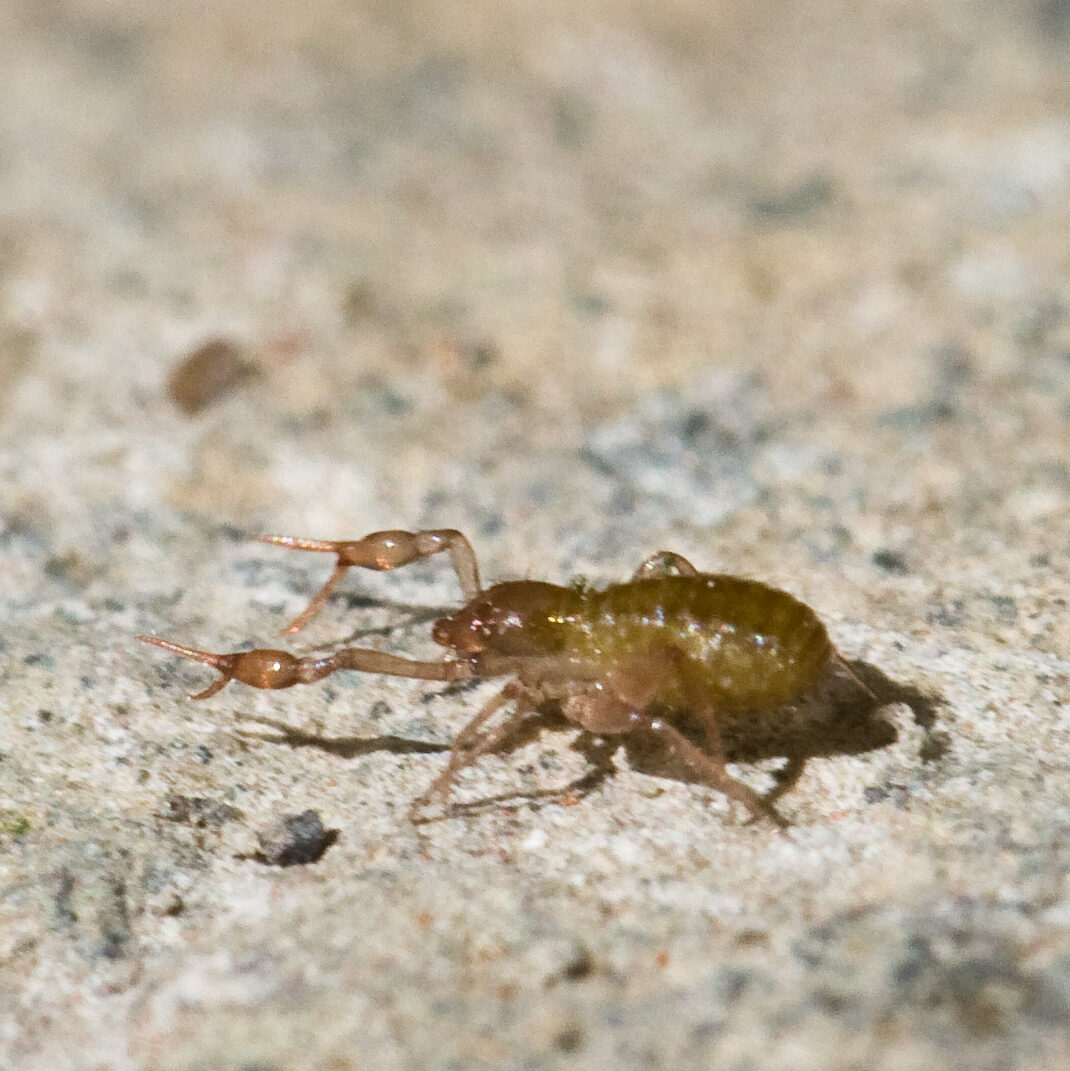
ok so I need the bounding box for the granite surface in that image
[3,2,1070,1068]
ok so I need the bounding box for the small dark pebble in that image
[547,944,596,987]
[256,810,336,867]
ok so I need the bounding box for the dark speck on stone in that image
[989,595,1018,625]
[749,174,834,221]
[553,1024,585,1053]
[879,402,956,430]
[160,793,241,827]
[552,944,595,984]
[927,600,966,627]
[680,409,711,442]
[256,810,337,866]
[872,549,909,574]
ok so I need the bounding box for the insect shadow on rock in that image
[140,529,933,827]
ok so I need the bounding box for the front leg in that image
[254,528,482,632]
[408,680,541,821]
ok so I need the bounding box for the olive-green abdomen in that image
[571,575,832,710]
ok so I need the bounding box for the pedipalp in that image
[138,633,471,699]
[255,528,481,633]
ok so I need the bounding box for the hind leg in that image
[561,646,785,827]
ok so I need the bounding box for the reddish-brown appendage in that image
[137,636,305,698]
[253,529,480,633]
[140,530,845,826]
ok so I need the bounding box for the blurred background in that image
[4,2,1068,566]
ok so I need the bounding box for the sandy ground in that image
[3,2,1070,1068]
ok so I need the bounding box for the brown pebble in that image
[167,338,252,414]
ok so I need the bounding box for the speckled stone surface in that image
[3,2,1070,1068]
